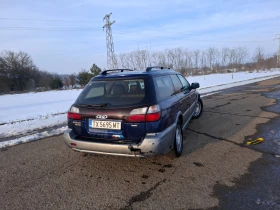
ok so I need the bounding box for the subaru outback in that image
[63,66,203,157]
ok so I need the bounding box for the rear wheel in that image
[174,123,183,157]
[192,98,203,119]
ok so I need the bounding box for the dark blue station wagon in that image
[63,66,203,157]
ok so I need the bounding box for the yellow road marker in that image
[246,138,264,145]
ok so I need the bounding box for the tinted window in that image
[127,80,144,94]
[170,75,183,93]
[177,75,190,91]
[154,75,174,101]
[85,86,104,98]
[76,79,147,108]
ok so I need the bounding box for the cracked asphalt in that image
[1,77,280,210]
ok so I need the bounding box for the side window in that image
[177,75,190,91]
[170,75,183,93]
[154,75,174,101]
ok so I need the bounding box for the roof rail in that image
[146,66,171,72]
[100,69,134,75]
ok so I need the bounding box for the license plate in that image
[89,120,121,130]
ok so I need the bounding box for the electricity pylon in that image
[275,34,280,68]
[103,13,117,69]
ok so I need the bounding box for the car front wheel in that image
[192,98,203,119]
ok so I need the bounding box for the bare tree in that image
[166,49,175,68]
[228,48,236,69]
[193,50,200,70]
[115,46,276,75]
[158,52,167,66]
[0,50,37,91]
[173,48,184,70]
[200,50,207,78]
[235,47,248,70]
[252,46,265,70]
[221,47,230,70]
[139,50,150,69]
[184,49,193,75]
[264,53,277,69]
[213,48,220,72]
[206,47,216,71]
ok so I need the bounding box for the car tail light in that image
[67,112,82,120]
[127,114,146,122]
[145,112,161,122]
[146,105,161,122]
[127,105,161,122]
[67,106,82,120]
[127,107,147,122]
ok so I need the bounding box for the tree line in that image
[57,64,101,89]
[116,46,277,75]
[1,45,277,93]
[0,50,102,93]
[0,50,67,93]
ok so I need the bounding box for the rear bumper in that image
[63,123,176,157]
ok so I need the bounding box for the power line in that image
[0,26,274,44]
[2,17,276,36]
[0,26,274,43]
[0,17,101,23]
[0,27,273,43]
[103,13,117,69]
[0,27,97,31]
[0,19,276,43]
[116,35,272,43]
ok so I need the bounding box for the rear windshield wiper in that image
[78,103,107,108]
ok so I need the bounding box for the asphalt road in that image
[1,77,280,210]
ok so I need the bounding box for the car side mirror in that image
[191,82,200,89]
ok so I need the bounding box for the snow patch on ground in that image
[200,91,221,98]
[198,75,280,94]
[186,69,280,89]
[0,89,82,124]
[0,114,67,138]
[0,126,67,149]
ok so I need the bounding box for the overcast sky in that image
[1,0,280,74]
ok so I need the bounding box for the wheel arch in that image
[175,111,183,126]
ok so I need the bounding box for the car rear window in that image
[75,78,149,108]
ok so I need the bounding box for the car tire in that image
[192,98,203,119]
[174,123,183,157]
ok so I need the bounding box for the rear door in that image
[170,74,190,123]
[152,75,178,132]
